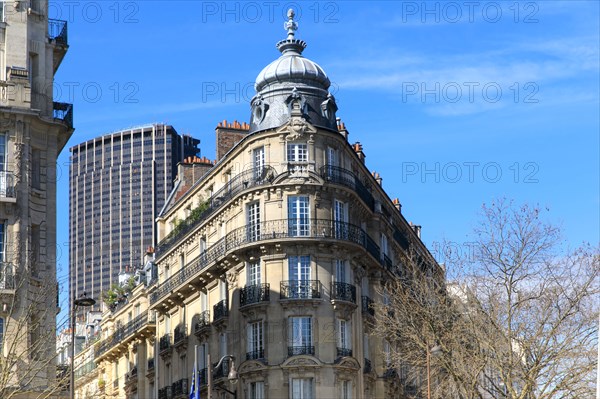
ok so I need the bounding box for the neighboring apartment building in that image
[0,0,73,397]
[69,124,200,311]
[80,11,441,399]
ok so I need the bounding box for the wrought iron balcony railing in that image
[95,313,152,358]
[320,165,375,210]
[74,360,96,379]
[48,19,68,46]
[361,296,375,317]
[156,165,277,255]
[213,299,228,322]
[53,101,73,128]
[159,334,171,353]
[239,283,270,307]
[174,324,187,345]
[337,347,353,357]
[280,280,322,300]
[0,171,16,198]
[193,310,211,333]
[288,345,315,356]
[150,219,382,306]
[172,378,188,397]
[246,348,265,361]
[331,282,357,304]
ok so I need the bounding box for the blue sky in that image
[53,1,599,312]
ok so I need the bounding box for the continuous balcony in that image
[320,165,375,211]
[95,313,155,360]
[239,283,270,309]
[156,165,277,256]
[150,219,387,309]
[0,171,16,200]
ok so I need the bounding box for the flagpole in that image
[194,344,198,399]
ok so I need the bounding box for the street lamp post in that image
[427,345,442,399]
[70,293,96,399]
[207,354,238,399]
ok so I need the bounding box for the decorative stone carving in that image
[225,270,238,287]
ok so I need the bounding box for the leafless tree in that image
[0,256,68,399]
[375,198,599,399]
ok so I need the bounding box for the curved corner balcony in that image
[155,165,277,257]
[320,165,375,211]
[149,219,383,308]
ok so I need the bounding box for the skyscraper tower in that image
[68,124,200,311]
[0,0,73,396]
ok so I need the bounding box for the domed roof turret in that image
[249,10,338,134]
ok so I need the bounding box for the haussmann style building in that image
[0,0,73,397]
[81,11,441,399]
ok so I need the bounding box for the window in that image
[0,222,5,262]
[253,147,265,179]
[380,233,389,258]
[291,378,313,399]
[247,260,261,286]
[248,381,265,399]
[247,202,260,241]
[341,380,352,399]
[289,256,311,281]
[288,317,312,355]
[363,335,370,360]
[0,134,8,196]
[333,200,348,239]
[337,319,352,352]
[288,196,309,236]
[383,340,391,367]
[287,143,308,174]
[246,321,264,359]
[335,260,347,283]
[200,236,207,254]
[326,146,338,167]
[287,143,307,163]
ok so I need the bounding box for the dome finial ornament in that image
[284,9,298,40]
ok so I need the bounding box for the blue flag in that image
[189,366,200,399]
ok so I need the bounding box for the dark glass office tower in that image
[69,124,200,309]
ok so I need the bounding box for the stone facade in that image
[78,11,440,399]
[0,0,72,397]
